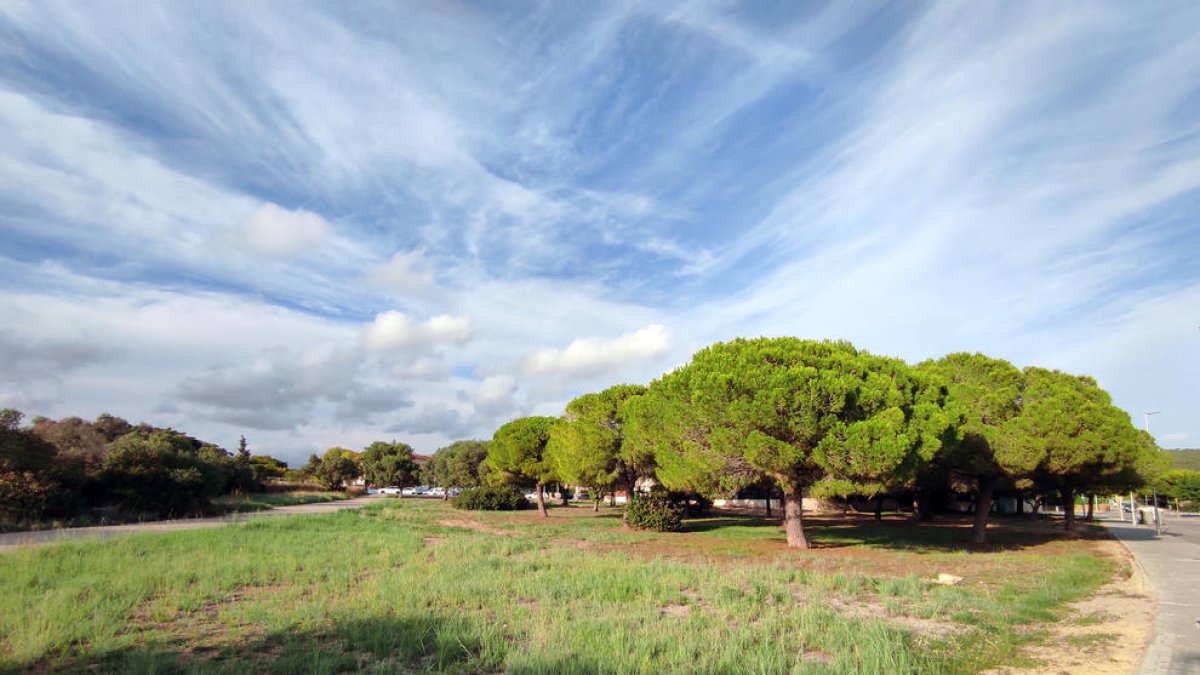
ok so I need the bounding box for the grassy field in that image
[0,500,1118,674]
[1,491,351,534]
[212,491,350,514]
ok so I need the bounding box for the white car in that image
[378,486,402,495]
[429,487,446,497]
[401,487,417,496]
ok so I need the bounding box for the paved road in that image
[1099,512,1200,675]
[0,495,381,553]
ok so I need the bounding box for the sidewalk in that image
[1098,513,1200,675]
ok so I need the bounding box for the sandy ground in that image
[983,537,1154,675]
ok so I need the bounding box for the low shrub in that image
[452,486,529,511]
[625,489,684,532]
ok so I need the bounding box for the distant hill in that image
[1167,449,1200,471]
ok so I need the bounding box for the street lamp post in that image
[1145,411,1161,535]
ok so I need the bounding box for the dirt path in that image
[983,537,1154,675]
[0,495,380,553]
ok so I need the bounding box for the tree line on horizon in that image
[0,408,481,528]
[475,338,1193,549]
[6,337,1198,541]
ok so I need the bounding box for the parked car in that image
[447,488,462,497]
[413,485,431,496]
[524,491,539,501]
[378,486,402,495]
[429,487,446,497]
[572,490,591,501]
[401,487,417,496]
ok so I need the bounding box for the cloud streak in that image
[2,2,1199,461]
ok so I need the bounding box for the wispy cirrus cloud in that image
[2,1,1199,462]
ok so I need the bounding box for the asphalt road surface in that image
[1100,511,1200,675]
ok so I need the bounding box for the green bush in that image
[625,489,684,532]
[452,486,529,511]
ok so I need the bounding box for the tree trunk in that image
[1015,494,1023,514]
[1062,486,1075,530]
[765,488,772,517]
[535,483,547,518]
[1085,494,1095,521]
[592,497,599,512]
[971,477,995,545]
[874,494,883,521]
[913,488,934,522]
[782,484,809,549]
[560,483,568,506]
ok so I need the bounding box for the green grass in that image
[1,492,351,533]
[1066,633,1118,648]
[212,491,349,513]
[0,500,1114,674]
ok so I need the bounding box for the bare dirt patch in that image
[658,603,691,618]
[434,518,519,536]
[982,538,1153,675]
[121,583,291,666]
[799,649,834,664]
[825,595,967,639]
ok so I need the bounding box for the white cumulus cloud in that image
[242,202,329,256]
[473,374,517,414]
[362,311,472,351]
[523,324,672,377]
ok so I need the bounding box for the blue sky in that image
[2,1,1199,464]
